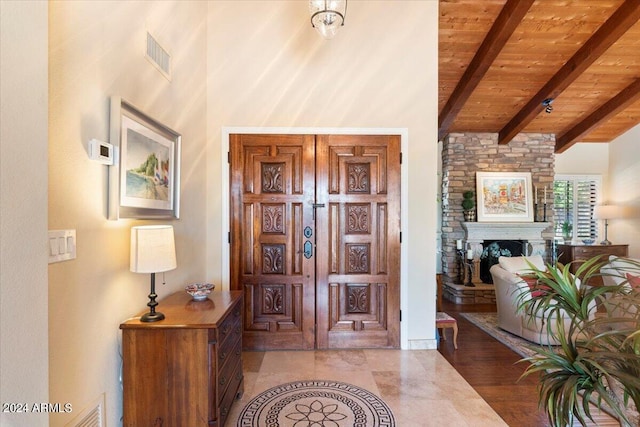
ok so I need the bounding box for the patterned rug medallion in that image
[236,380,396,427]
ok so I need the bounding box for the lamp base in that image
[141,311,165,322]
[140,272,165,322]
[600,220,611,245]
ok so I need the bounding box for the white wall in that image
[0,2,50,426]
[206,1,439,349]
[555,143,609,176]
[608,124,640,257]
[48,1,208,425]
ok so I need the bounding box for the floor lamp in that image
[130,225,177,322]
[593,205,622,246]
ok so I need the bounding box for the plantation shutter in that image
[553,175,601,241]
[575,180,598,239]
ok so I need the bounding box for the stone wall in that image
[441,132,556,286]
[443,283,497,305]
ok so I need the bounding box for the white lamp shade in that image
[593,205,622,220]
[130,225,177,273]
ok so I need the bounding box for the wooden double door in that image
[230,134,400,350]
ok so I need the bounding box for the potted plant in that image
[561,221,573,243]
[517,256,640,427]
[462,190,475,222]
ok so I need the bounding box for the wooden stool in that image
[436,311,458,349]
[436,273,458,349]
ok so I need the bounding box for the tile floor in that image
[227,349,508,426]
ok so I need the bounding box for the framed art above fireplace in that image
[476,172,534,222]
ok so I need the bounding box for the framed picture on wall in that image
[476,172,533,222]
[109,96,181,219]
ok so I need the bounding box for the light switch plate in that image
[48,229,76,263]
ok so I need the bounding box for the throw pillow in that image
[517,274,549,297]
[625,272,640,289]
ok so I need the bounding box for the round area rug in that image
[237,380,396,427]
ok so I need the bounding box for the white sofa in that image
[489,255,595,345]
[600,256,640,321]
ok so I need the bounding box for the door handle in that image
[312,203,325,220]
[303,240,313,259]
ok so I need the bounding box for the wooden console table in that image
[557,243,628,286]
[120,290,243,426]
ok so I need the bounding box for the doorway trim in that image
[221,127,409,349]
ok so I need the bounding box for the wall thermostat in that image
[88,139,114,165]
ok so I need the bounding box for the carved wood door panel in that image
[315,135,401,349]
[230,134,316,350]
[230,134,400,350]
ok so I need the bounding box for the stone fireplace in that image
[440,132,556,303]
[479,239,527,283]
[443,221,554,304]
[463,221,552,282]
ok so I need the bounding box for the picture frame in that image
[476,172,533,222]
[109,96,181,219]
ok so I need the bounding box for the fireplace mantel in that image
[462,222,552,243]
[458,222,554,288]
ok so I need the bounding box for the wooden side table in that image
[557,243,628,286]
[120,290,244,427]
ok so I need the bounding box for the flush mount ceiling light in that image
[310,0,347,39]
[542,98,554,114]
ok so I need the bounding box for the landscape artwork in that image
[109,97,181,219]
[119,114,174,213]
[476,172,533,222]
[125,127,171,202]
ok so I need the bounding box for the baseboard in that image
[407,339,438,350]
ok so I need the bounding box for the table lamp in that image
[130,225,177,322]
[593,205,622,246]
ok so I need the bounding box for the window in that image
[553,175,601,241]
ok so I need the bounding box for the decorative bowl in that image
[185,283,215,301]
[582,239,595,245]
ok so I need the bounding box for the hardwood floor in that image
[437,299,620,427]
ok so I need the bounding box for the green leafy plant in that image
[515,256,640,426]
[461,190,475,211]
[561,221,573,238]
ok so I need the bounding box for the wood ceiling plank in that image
[438,1,505,113]
[559,81,637,95]
[438,0,535,140]
[582,103,640,141]
[498,0,640,145]
[555,78,640,153]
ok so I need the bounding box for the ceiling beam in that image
[498,0,640,145]
[438,0,534,141]
[555,78,640,153]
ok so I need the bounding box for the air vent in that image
[145,32,171,80]
[66,394,105,427]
